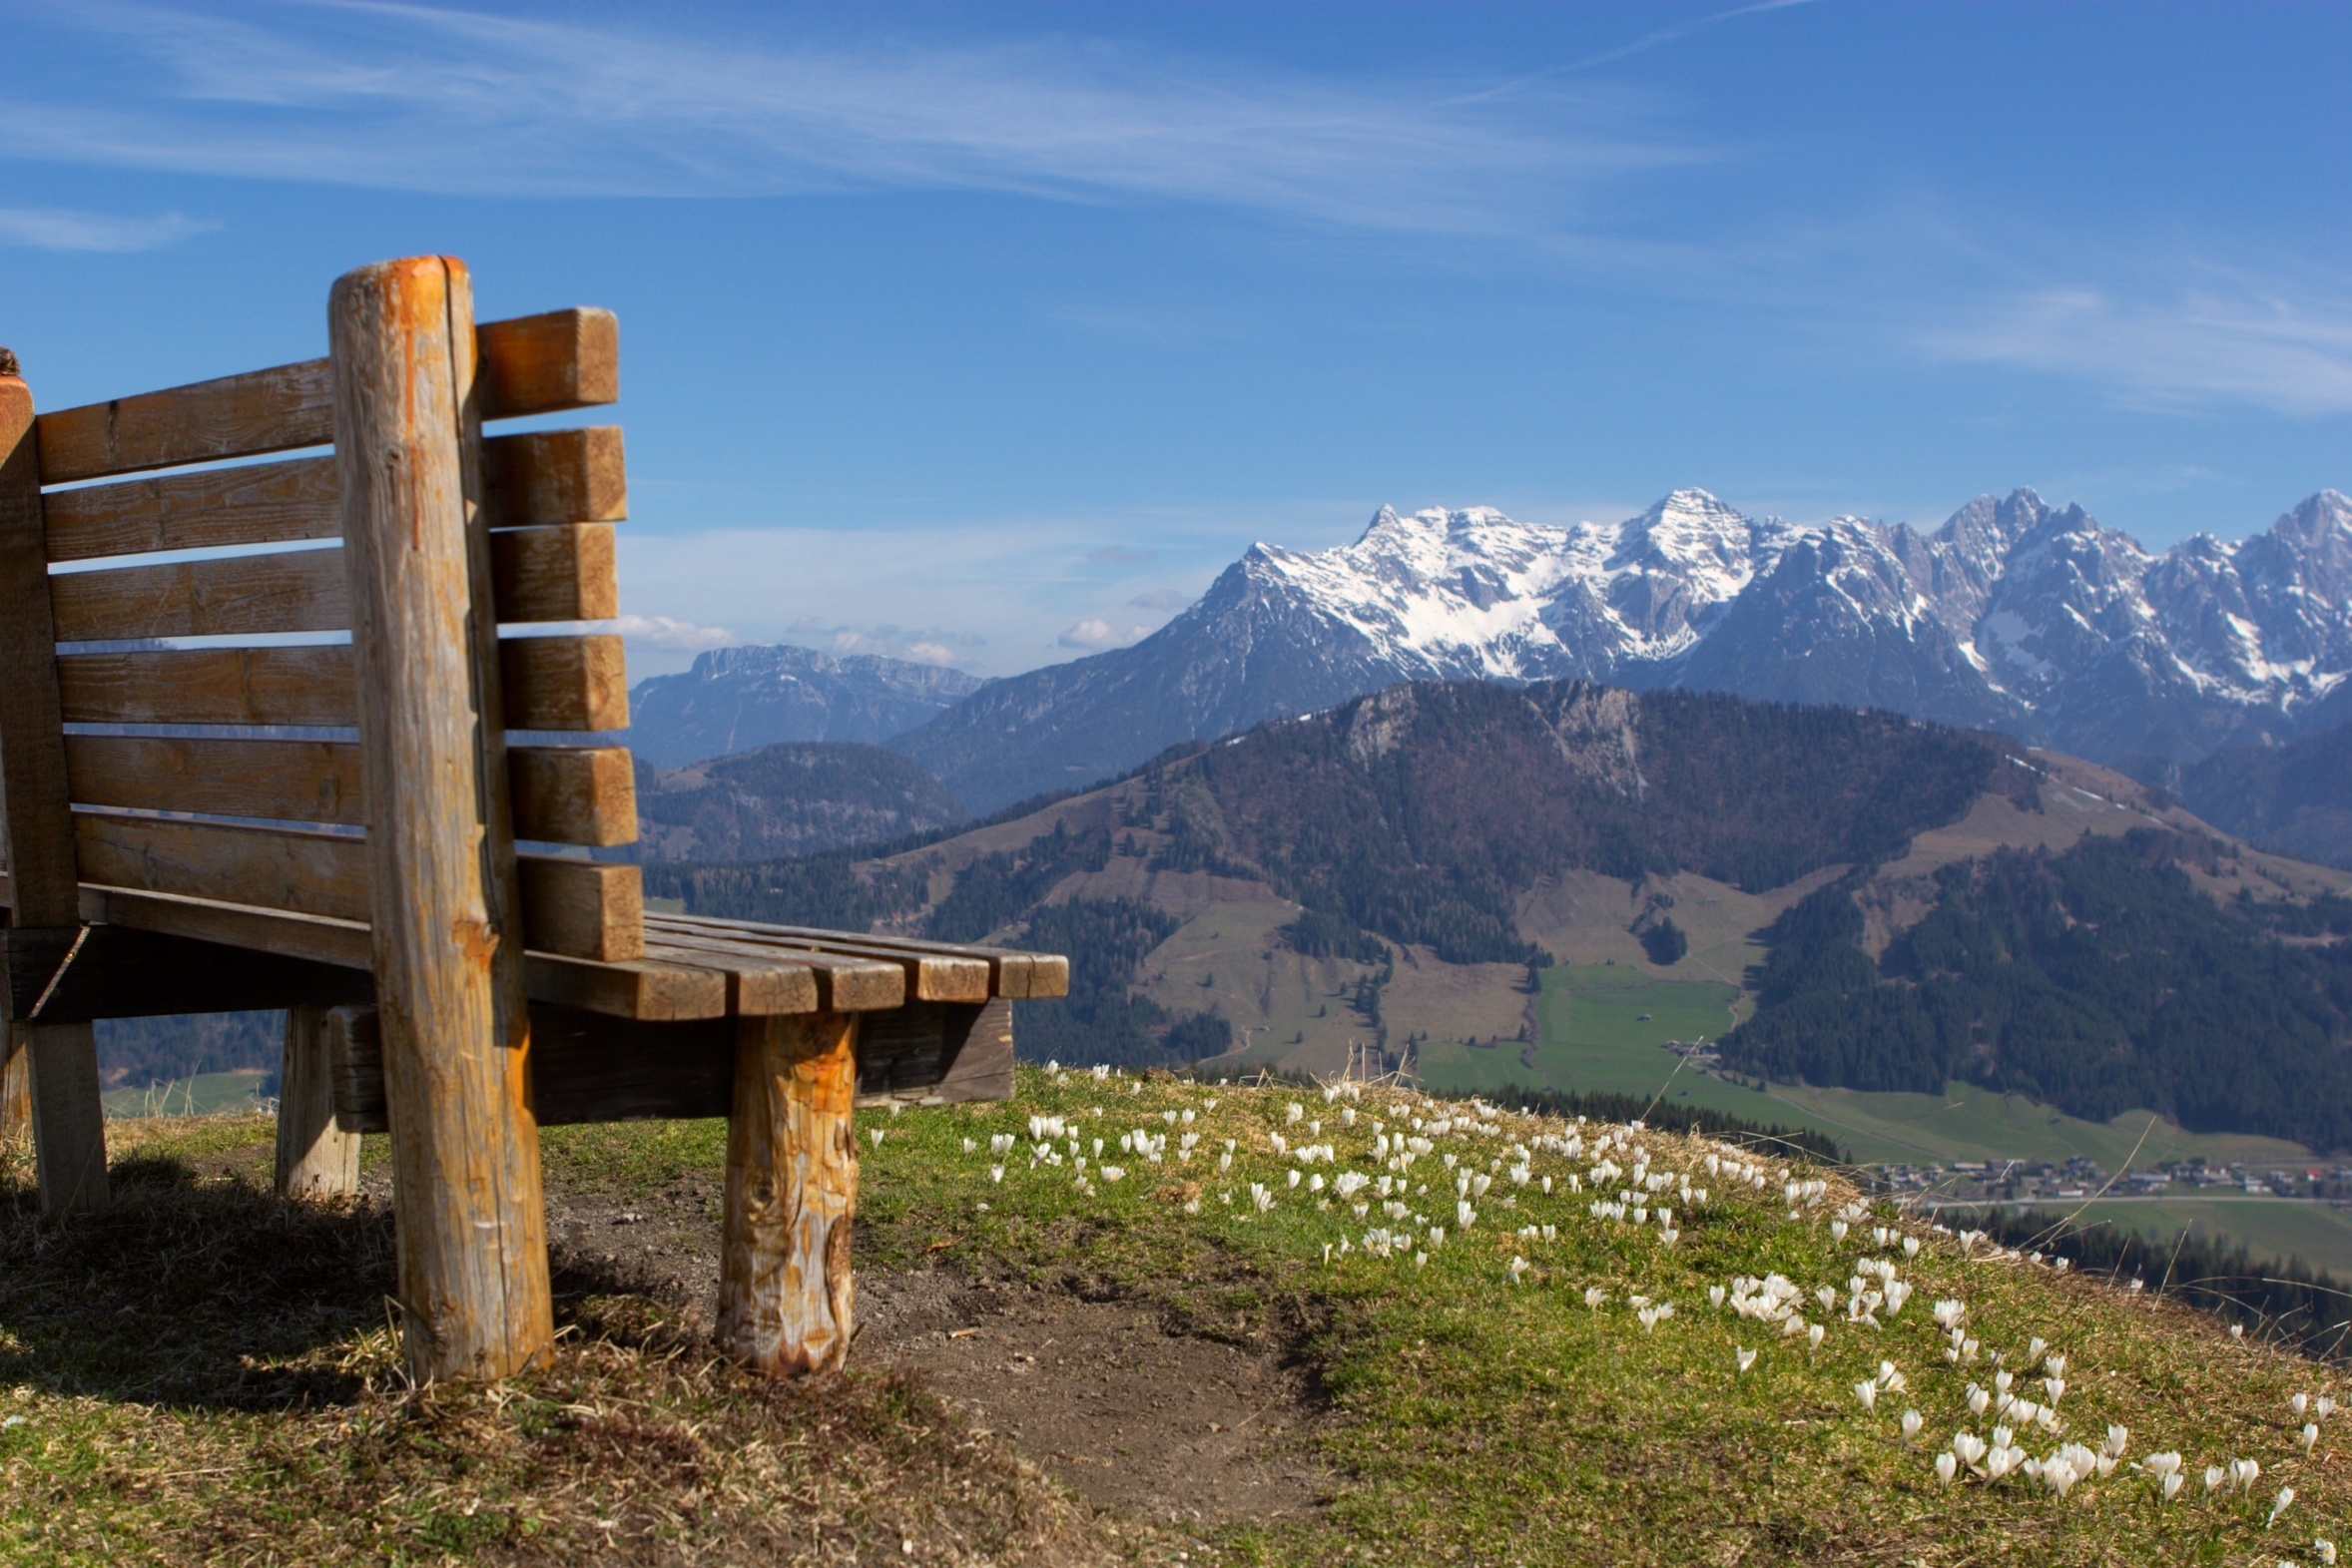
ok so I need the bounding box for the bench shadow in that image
[0,1152,689,1411]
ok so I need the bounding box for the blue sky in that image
[3,2,2347,678]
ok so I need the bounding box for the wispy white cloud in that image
[0,205,209,252]
[1922,265,2352,416]
[1058,618,1152,650]
[614,612,736,652]
[0,2,1687,234]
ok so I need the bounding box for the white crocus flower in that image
[1900,1409,1923,1443]
[1736,1346,1757,1373]
[1934,1451,1957,1485]
[1853,1381,1878,1413]
[2271,1486,2297,1529]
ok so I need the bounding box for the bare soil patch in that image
[858,1270,1331,1528]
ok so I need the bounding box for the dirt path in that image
[528,1170,1333,1530]
[858,1271,1329,1527]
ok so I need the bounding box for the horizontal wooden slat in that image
[74,812,368,923]
[64,734,631,842]
[652,912,1066,999]
[65,734,361,824]
[510,745,636,846]
[56,645,355,726]
[50,547,347,643]
[644,913,988,1003]
[860,1000,1015,1107]
[520,952,727,1021]
[637,922,903,1012]
[637,938,819,1015]
[516,854,643,962]
[482,427,625,529]
[490,523,617,624]
[1,923,370,1024]
[72,882,374,971]
[35,358,335,486]
[478,308,618,420]
[0,871,725,1020]
[330,998,1013,1134]
[42,455,339,563]
[501,634,627,731]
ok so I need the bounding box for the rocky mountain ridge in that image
[890,487,2352,809]
[627,643,983,768]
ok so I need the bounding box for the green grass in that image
[8,1075,2352,1563]
[98,1070,272,1121]
[2022,1198,2352,1283]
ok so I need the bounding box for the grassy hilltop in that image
[4,1071,2349,1564]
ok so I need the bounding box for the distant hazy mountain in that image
[2162,721,2352,870]
[633,742,964,861]
[891,487,2352,811]
[627,644,984,768]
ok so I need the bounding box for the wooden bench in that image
[0,255,1062,1382]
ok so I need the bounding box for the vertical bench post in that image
[275,1005,359,1197]
[330,257,551,1380]
[1,1025,27,1146]
[719,1011,860,1375]
[0,354,108,1216]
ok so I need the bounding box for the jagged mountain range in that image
[627,643,983,768]
[889,487,2352,810]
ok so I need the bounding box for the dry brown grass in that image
[0,1123,1101,1566]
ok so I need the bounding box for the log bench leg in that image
[720,1011,859,1375]
[1,1024,29,1148]
[25,1021,107,1216]
[275,1005,359,1198]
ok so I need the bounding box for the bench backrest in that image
[8,303,646,966]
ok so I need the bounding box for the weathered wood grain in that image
[481,427,625,529]
[856,999,1013,1107]
[66,735,628,840]
[0,921,370,1023]
[2,364,110,1215]
[720,1010,859,1377]
[332,253,550,1382]
[639,936,821,1015]
[34,358,335,485]
[509,745,636,846]
[50,545,347,643]
[0,1029,26,1147]
[70,883,375,971]
[516,854,644,962]
[42,454,340,562]
[276,1004,359,1198]
[490,523,617,624]
[501,634,628,732]
[477,308,619,420]
[643,912,1066,999]
[644,914,987,1003]
[56,644,357,726]
[637,921,903,1012]
[74,812,369,922]
[25,1021,108,1214]
[65,734,363,824]
[521,952,727,1021]
[329,998,1016,1134]
[1,1026,29,1147]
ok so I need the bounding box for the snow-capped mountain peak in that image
[893,487,2352,811]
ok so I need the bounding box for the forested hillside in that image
[2170,719,2352,870]
[631,742,964,861]
[1721,829,2352,1150]
[1174,681,2019,961]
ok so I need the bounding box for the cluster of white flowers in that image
[953,1067,2341,1538]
